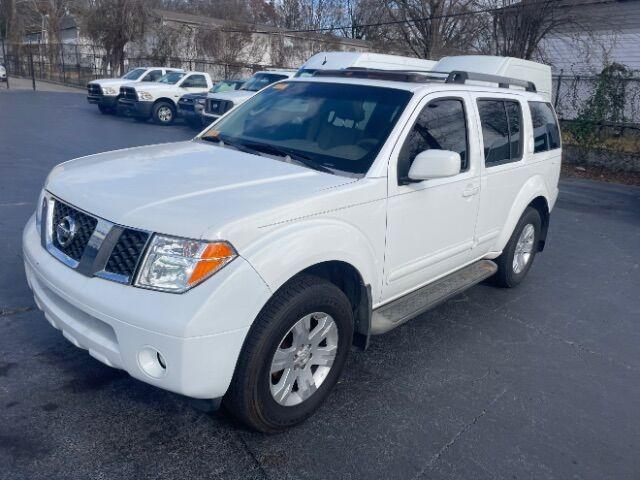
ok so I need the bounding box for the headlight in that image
[196,98,206,105]
[102,87,117,95]
[137,91,153,101]
[135,235,236,293]
[35,190,45,232]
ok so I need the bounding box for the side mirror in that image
[408,150,461,181]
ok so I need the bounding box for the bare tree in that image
[384,0,485,59]
[487,0,576,60]
[77,0,152,75]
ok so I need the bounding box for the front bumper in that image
[87,94,118,107]
[118,98,153,118]
[23,215,271,399]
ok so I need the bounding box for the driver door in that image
[382,92,481,303]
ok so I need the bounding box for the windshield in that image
[241,73,289,92]
[294,69,317,78]
[158,72,186,84]
[122,68,146,80]
[201,81,411,176]
[211,80,244,93]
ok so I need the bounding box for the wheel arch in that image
[495,175,552,253]
[153,97,177,108]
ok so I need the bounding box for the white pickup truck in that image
[118,71,213,125]
[86,67,182,114]
[24,56,561,432]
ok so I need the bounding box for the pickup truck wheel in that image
[492,207,541,288]
[224,274,353,433]
[152,101,175,125]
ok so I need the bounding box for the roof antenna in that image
[322,56,327,66]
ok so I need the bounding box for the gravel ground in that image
[1,91,640,480]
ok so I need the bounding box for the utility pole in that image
[29,47,36,90]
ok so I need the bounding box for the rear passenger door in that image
[383,92,482,303]
[472,95,529,256]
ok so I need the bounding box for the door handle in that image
[462,186,480,197]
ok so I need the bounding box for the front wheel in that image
[492,207,541,288]
[224,274,353,432]
[152,101,176,125]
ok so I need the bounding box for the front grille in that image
[120,87,137,100]
[51,201,98,261]
[206,99,233,116]
[87,83,102,95]
[104,229,149,278]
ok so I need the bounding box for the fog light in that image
[138,347,167,378]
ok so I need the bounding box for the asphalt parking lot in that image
[1,90,640,480]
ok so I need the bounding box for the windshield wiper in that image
[201,134,258,155]
[242,142,335,174]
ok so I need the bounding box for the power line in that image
[172,0,619,36]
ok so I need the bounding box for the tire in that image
[224,274,354,433]
[492,207,542,288]
[152,101,176,125]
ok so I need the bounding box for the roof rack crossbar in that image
[446,71,536,92]
[312,68,537,93]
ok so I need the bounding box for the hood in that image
[180,92,207,100]
[206,89,255,103]
[90,78,133,87]
[45,141,358,245]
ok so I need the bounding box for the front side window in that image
[529,101,561,152]
[241,73,289,92]
[182,75,207,88]
[477,99,523,166]
[397,98,469,182]
[122,68,146,80]
[201,81,411,176]
[158,72,186,84]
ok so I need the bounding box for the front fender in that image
[242,218,382,300]
[494,174,551,252]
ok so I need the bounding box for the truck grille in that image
[45,197,151,285]
[206,99,233,116]
[87,83,102,95]
[52,201,98,261]
[120,86,137,100]
[104,229,149,278]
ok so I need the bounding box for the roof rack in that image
[312,68,537,93]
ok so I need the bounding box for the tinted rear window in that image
[529,102,561,152]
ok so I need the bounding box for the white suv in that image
[118,71,213,125]
[23,58,561,432]
[87,67,182,114]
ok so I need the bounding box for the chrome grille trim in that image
[42,193,152,285]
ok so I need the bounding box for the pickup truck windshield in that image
[241,73,289,92]
[158,72,186,84]
[202,81,412,176]
[122,68,146,80]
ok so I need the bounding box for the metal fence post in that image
[29,48,36,90]
[554,69,563,109]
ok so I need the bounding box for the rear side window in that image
[182,75,207,88]
[477,99,523,166]
[142,69,163,82]
[529,102,561,152]
[398,98,469,181]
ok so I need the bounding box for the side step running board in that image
[371,260,497,335]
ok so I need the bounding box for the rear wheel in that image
[224,274,353,432]
[492,207,541,288]
[152,101,176,125]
